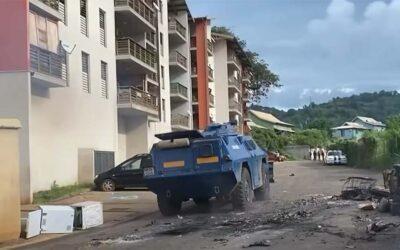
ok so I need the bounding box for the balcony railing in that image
[115,0,156,27]
[229,100,242,112]
[145,32,156,46]
[228,53,241,66]
[207,40,213,54]
[208,66,214,80]
[170,51,187,69]
[190,37,196,48]
[209,93,215,106]
[171,114,190,128]
[228,76,241,90]
[116,37,157,69]
[170,82,188,98]
[169,18,186,39]
[37,0,60,11]
[118,86,158,111]
[30,44,65,80]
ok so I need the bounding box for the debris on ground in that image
[366,221,399,234]
[243,239,271,248]
[289,173,295,176]
[341,177,377,200]
[377,198,390,213]
[358,202,377,211]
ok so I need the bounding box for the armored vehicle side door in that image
[243,139,263,188]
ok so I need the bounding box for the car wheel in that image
[255,165,270,201]
[101,179,116,192]
[232,167,254,210]
[157,195,182,216]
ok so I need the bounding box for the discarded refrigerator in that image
[39,205,75,234]
[71,201,103,229]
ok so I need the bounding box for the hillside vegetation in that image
[253,90,400,129]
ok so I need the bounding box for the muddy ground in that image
[17,161,400,250]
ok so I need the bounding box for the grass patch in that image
[33,183,93,204]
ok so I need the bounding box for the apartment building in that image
[168,0,192,131]
[0,0,118,203]
[114,0,171,162]
[190,17,215,130]
[213,32,249,133]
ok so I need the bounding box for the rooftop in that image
[249,110,295,127]
[352,116,386,127]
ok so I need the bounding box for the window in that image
[80,0,88,36]
[81,52,90,93]
[59,0,66,24]
[162,99,166,122]
[159,32,164,56]
[121,158,142,171]
[161,66,165,89]
[29,12,59,53]
[99,9,106,47]
[101,61,108,98]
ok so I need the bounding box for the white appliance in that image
[71,201,103,229]
[40,205,74,234]
[21,210,42,238]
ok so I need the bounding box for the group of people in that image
[310,148,327,161]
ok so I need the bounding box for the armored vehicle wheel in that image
[255,165,270,201]
[157,195,182,216]
[193,197,211,212]
[232,167,254,210]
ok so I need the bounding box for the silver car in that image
[326,150,347,165]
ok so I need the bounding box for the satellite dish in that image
[61,41,76,54]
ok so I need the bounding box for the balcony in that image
[227,53,241,71]
[116,38,157,76]
[30,0,63,21]
[30,45,67,88]
[243,90,250,102]
[228,76,242,93]
[170,82,188,102]
[171,113,190,131]
[118,86,159,117]
[169,18,187,44]
[229,99,242,115]
[209,93,215,107]
[191,66,198,78]
[208,66,214,81]
[242,72,251,84]
[145,32,157,50]
[115,0,156,33]
[207,40,213,56]
[169,51,187,72]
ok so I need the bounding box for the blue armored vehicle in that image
[144,122,270,216]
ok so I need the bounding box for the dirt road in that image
[16,161,400,250]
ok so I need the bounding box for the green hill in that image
[252,90,400,130]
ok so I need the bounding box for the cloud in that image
[272,87,284,93]
[339,87,355,94]
[314,88,332,95]
[264,0,400,109]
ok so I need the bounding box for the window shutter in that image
[99,10,106,46]
[82,52,89,93]
[80,0,88,36]
[101,61,108,98]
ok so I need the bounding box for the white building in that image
[115,0,171,163]
[0,0,118,203]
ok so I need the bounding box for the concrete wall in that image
[214,39,229,123]
[29,0,118,192]
[284,145,311,160]
[0,119,22,242]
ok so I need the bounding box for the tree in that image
[211,26,280,102]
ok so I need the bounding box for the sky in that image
[186,0,400,110]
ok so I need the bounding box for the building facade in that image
[331,116,386,140]
[168,0,193,131]
[115,0,171,163]
[0,0,118,203]
[213,32,248,133]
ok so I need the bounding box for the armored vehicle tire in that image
[157,195,182,216]
[193,198,211,212]
[255,166,270,201]
[232,167,254,210]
